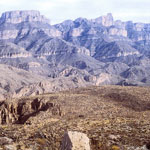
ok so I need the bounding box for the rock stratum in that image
[0,10,49,24]
[0,10,150,99]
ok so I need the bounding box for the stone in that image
[108,134,120,140]
[0,137,13,145]
[135,145,149,150]
[61,131,90,150]
[4,145,17,150]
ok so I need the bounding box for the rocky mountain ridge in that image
[0,10,150,99]
[0,10,50,24]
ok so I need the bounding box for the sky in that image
[0,0,150,24]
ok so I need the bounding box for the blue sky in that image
[0,0,150,24]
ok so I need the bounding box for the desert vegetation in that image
[0,85,150,149]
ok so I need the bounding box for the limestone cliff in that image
[0,10,61,40]
[93,13,114,27]
[0,10,49,24]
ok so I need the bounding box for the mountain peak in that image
[0,10,50,24]
[92,13,114,27]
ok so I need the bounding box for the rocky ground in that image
[0,85,150,150]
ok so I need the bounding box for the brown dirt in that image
[0,85,150,150]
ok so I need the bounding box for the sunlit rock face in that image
[0,10,62,40]
[61,131,91,150]
[125,21,150,41]
[134,23,145,32]
[70,28,84,37]
[0,10,50,24]
[109,28,127,37]
[93,13,114,27]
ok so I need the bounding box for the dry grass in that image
[0,85,150,149]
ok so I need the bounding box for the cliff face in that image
[126,21,150,41]
[0,10,49,24]
[93,13,114,27]
[108,27,127,37]
[0,10,61,40]
[0,97,61,124]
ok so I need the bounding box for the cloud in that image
[0,0,150,24]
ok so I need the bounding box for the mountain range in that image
[0,10,150,99]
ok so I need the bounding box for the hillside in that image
[0,86,150,149]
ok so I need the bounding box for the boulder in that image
[0,137,13,145]
[61,131,90,150]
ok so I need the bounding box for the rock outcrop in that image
[0,30,19,40]
[0,137,13,145]
[0,98,62,124]
[61,131,90,150]
[0,41,32,58]
[0,10,62,40]
[93,13,114,27]
[0,10,49,24]
[108,27,127,37]
[126,21,150,41]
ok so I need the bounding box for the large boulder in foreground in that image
[61,131,90,150]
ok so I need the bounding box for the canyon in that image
[0,11,149,99]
